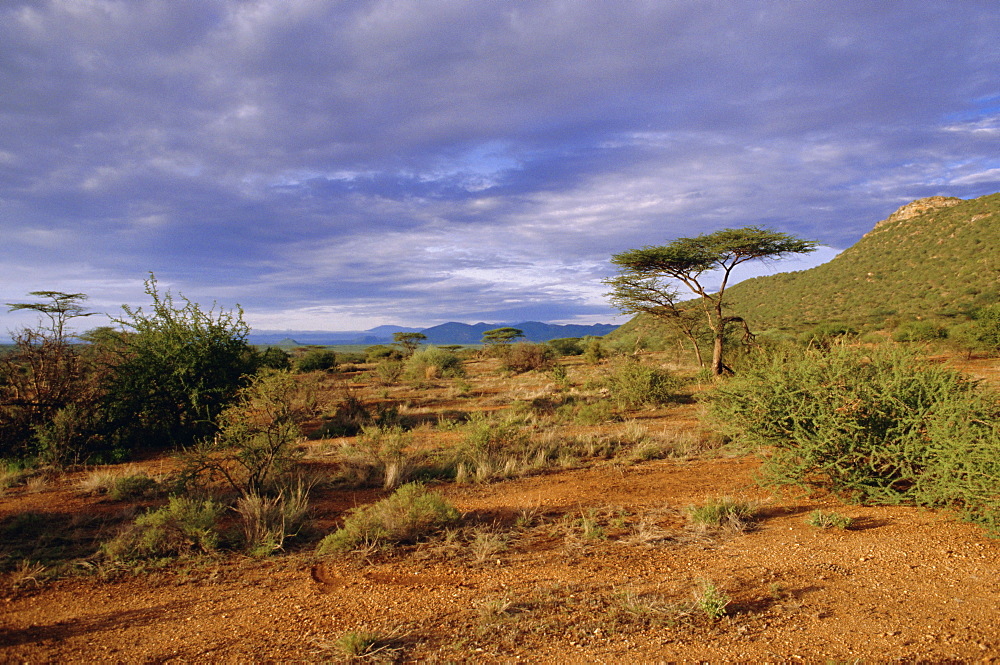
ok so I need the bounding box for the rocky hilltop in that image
[872,195,963,230]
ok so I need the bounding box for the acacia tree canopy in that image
[482,327,525,345]
[6,291,96,343]
[392,332,427,354]
[609,226,818,375]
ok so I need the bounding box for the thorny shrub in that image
[709,343,1000,530]
[316,482,460,554]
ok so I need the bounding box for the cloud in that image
[2,0,999,334]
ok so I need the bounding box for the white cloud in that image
[949,168,1000,186]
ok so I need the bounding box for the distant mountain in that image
[249,330,392,346]
[365,325,423,335]
[250,321,618,346]
[419,321,618,344]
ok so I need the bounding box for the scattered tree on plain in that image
[1,292,99,463]
[6,291,97,344]
[607,227,817,375]
[392,332,427,355]
[482,327,525,346]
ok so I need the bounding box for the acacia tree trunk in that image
[711,330,726,375]
[707,297,727,375]
[711,316,755,375]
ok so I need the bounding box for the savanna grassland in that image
[3,196,1000,661]
[2,339,999,662]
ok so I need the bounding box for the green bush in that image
[255,347,291,371]
[582,337,607,364]
[950,304,1000,357]
[404,347,465,380]
[365,345,402,362]
[799,323,857,348]
[972,303,1000,351]
[31,403,101,467]
[497,343,554,373]
[708,344,1000,529]
[605,359,680,410]
[295,349,337,373]
[372,358,405,385]
[893,320,946,342]
[178,370,304,496]
[557,399,614,425]
[316,482,460,554]
[103,496,224,560]
[546,338,584,356]
[109,473,160,501]
[101,275,257,452]
[694,580,730,620]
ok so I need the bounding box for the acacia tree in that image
[608,227,817,375]
[392,332,427,355]
[1,292,98,462]
[7,291,96,344]
[482,327,525,345]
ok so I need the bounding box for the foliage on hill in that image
[726,193,1000,331]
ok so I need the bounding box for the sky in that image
[2,1,999,337]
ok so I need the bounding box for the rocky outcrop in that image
[873,196,963,230]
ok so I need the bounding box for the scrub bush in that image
[709,344,1000,529]
[546,338,584,356]
[605,359,680,410]
[498,343,554,373]
[404,347,465,380]
[178,370,304,497]
[372,358,405,385]
[336,424,415,489]
[316,482,460,554]
[451,411,542,482]
[103,496,224,560]
[295,349,337,373]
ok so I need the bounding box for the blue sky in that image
[2,1,999,335]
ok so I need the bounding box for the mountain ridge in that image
[250,321,618,346]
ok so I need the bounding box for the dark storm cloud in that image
[2,0,999,332]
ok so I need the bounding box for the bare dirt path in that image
[3,453,999,662]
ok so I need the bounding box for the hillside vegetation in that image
[723,193,1000,331]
